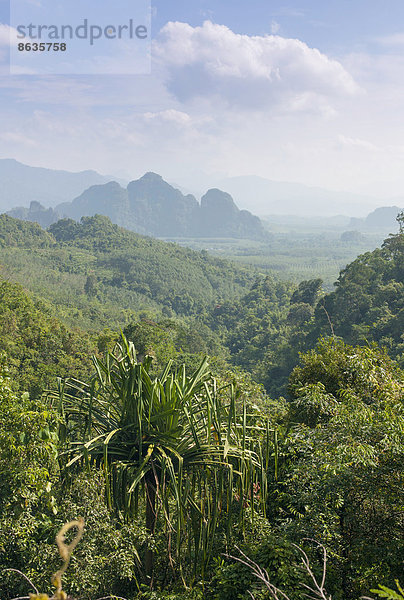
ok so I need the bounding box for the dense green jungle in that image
[0,212,403,600]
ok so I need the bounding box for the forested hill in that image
[311,214,404,365]
[1,211,402,391]
[203,214,404,395]
[0,213,55,247]
[0,277,97,397]
[0,214,257,327]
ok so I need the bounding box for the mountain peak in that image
[102,180,124,190]
[201,189,239,214]
[141,172,164,181]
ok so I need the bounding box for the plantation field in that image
[164,231,385,288]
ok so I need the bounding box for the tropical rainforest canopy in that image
[0,212,403,600]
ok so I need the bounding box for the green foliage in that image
[47,215,255,317]
[312,221,404,368]
[180,227,385,289]
[0,215,257,331]
[208,276,296,396]
[212,219,404,399]
[209,525,303,600]
[0,359,59,594]
[289,337,403,404]
[84,273,98,297]
[37,472,146,600]
[139,588,204,600]
[0,278,97,397]
[371,581,404,600]
[123,318,225,368]
[0,471,147,600]
[286,302,314,326]
[0,214,55,248]
[274,339,404,599]
[290,278,322,306]
[1,213,404,600]
[0,358,58,512]
[52,336,267,582]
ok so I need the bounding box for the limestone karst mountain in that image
[56,172,267,239]
[7,201,62,228]
[348,205,403,231]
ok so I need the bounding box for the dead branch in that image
[225,539,332,600]
[3,569,39,595]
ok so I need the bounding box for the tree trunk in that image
[145,471,157,582]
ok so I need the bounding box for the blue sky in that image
[3,0,404,44]
[1,0,404,201]
[152,0,404,52]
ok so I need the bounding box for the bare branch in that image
[292,540,331,600]
[94,596,129,600]
[226,540,332,600]
[2,569,39,595]
[320,305,335,337]
[224,547,292,600]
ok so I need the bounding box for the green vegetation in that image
[312,213,404,367]
[0,213,55,248]
[204,213,404,397]
[168,228,385,289]
[284,339,404,598]
[0,214,255,330]
[53,337,267,584]
[0,212,403,600]
[0,278,97,398]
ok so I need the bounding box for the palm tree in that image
[52,335,266,582]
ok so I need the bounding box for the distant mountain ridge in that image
[0,159,392,220]
[8,201,63,228]
[5,159,398,238]
[348,206,403,231]
[0,159,115,211]
[214,175,383,217]
[56,172,267,239]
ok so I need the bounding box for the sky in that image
[1,0,404,198]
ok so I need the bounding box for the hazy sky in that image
[1,0,404,197]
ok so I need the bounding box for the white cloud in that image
[0,131,37,147]
[270,20,281,34]
[338,135,378,151]
[272,8,306,18]
[143,109,192,125]
[3,21,404,197]
[0,24,19,47]
[375,32,404,47]
[154,21,359,112]
[286,92,337,118]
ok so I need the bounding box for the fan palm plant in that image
[51,335,267,581]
